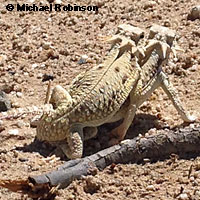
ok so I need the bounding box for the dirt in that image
[0,0,200,199]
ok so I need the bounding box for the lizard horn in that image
[161,43,169,60]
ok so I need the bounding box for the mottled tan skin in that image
[36,32,144,159]
[109,25,196,144]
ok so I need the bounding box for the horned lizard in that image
[36,25,145,159]
[109,24,196,144]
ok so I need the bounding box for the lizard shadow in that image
[83,113,164,157]
[16,113,190,160]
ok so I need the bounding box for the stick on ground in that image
[0,123,200,199]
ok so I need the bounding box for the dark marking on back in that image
[98,64,103,69]
[122,74,128,84]
[115,66,120,72]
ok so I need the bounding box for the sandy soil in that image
[0,0,200,199]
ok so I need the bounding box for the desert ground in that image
[0,0,200,199]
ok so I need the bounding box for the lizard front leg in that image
[59,126,84,159]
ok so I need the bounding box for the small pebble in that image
[78,58,87,65]
[31,63,38,69]
[189,176,195,181]
[16,92,23,98]
[0,120,3,126]
[37,73,43,79]
[194,171,199,178]
[55,0,62,4]
[15,121,25,128]
[146,185,155,191]
[188,5,200,20]
[81,54,88,59]
[0,91,11,111]
[19,157,28,162]
[143,0,157,9]
[178,193,188,200]
[195,190,200,197]
[8,129,19,135]
[0,55,7,65]
[42,42,51,50]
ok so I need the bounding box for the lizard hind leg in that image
[109,103,137,146]
[158,71,196,123]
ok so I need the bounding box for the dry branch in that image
[0,123,200,199]
[29,124,200,189]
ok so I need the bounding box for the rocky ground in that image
[0,0,200,199]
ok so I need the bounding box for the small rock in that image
[192,180,198,186]
[1,10,6,14]
[195,190,200,197]
[163,20,171,27]
[0,54,7,65]
[37,73,43,79]
[31,63,38,69]
[55,0,62,4]
[81,54,88,60]
[59,49,69,56]
[94,0,105,8]
[189,176,195,182]
[194,171,199,178]
[148,128,157,135]
[178,193,188,200]
[0,120,5,132]
[68,194,75,200]
[11,101,20,108]
[0,91,11,112]
[78,58,87,65]
[42,42,51,50]
[143,0,157,10]
[16,92,23,98]
[146,185,155,191]
[47,49,59,60]
[189,65,198,72]
[8,129,19,135]
[13,85,22,92]
[1,84,14,93]
[188,5,200,20]
[15,121,25,128]
[19,157,29,162]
